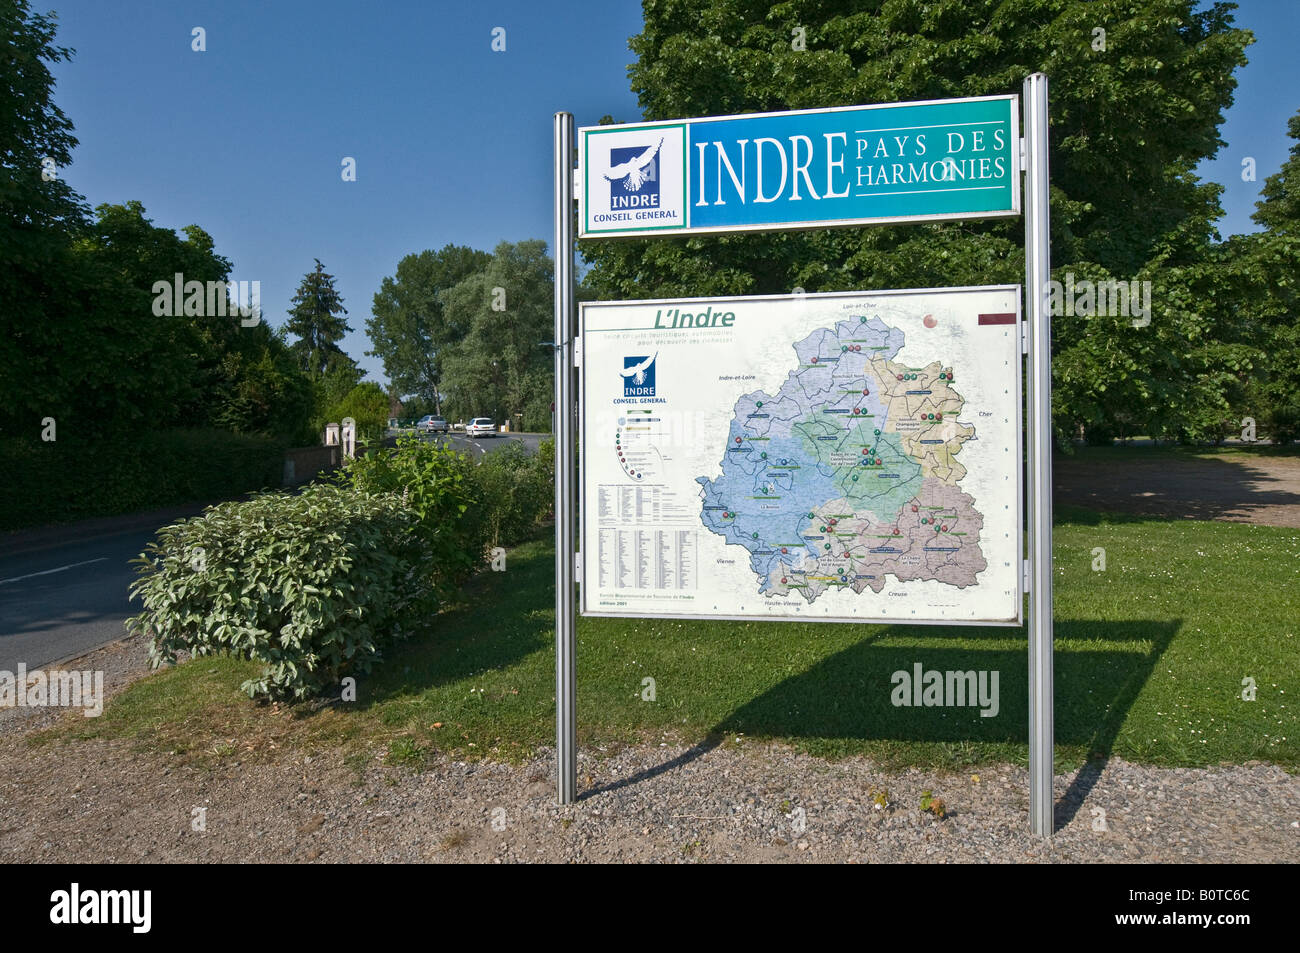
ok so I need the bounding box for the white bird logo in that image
[620,352,657,386]
[604,139,663,192]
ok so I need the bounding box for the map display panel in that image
[580,288,1022,625]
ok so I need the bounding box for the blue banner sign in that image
[579,95,1020,238]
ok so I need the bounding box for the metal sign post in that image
[554,112,578,805]
[1023,73,1054,836]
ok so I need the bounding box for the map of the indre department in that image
[580,288,1022,626]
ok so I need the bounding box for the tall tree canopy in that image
[584,0,1254,443]
[438,240,556,430]
[1,0,86,435]
[1228,108,1300,442]
[1252,110,1300,238]
[0,2,314,444]
[285,259,352,377]
[0,0,84,268]
[366,244,492,413]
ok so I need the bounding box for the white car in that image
[465,417,496,437]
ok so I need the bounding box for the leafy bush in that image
[475,439,554,547]
[0,428,287,531]
[125,436,557,700]
[335,436,489,592]
[1265,401,1300,445]
[336,435,554,570]
[128,484,434,700]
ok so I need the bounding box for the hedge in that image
[0,428,287,531]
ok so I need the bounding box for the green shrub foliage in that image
[336,436,488,593]
[475,439,554,547]
[128,484,434,700]
[128,437,556,701]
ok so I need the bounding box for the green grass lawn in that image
[43,507,1299,775]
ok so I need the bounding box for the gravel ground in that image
[0,634,155,740]
[2,637,1297,863]
[1,736,1296,863]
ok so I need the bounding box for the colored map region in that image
[697,315,987,601]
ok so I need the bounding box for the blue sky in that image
[45,0,1297,387]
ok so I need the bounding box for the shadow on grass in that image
[712,617,1180,829]
[298,531,1181,834]
[1053,504,1155,526]
[714,620,1177,743]
[324,534,556,714]
[1054,446,1300,523]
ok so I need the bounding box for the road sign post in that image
[1023,73,1054,837]
[554,112,578,805]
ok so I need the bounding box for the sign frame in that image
[579,94,1021,239]
[556,78,1053,835]
[576,286,1024,628]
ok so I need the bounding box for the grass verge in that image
[37,512,1299,774]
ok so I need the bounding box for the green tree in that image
[366,244,493,414]
[5,192,316,444]
[585,0,1252,444]
[309,349,364,435]
[0,0,88,436]
[207,321,316,444]
[1253,111,1300,237]
[4,199,253,440]
[0,2,315,445]
[438,240,555,430]
[330,381,390,442]
[75,202,234,431]
[285,258,352,376]
[1231,108,1300,443]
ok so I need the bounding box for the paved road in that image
[0,523,171,671]
[405,434,548,460]
[0,433,551,671]
[407,430,547,457]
